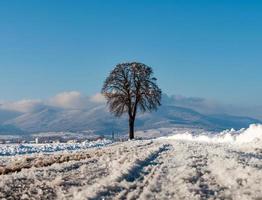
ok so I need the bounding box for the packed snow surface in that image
[0,124,262,199]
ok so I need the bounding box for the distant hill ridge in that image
[0,103,260,136]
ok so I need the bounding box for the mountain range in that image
[0,101,260,136]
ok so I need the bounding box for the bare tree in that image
[102,62,162,139]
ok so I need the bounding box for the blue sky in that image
[0,0,262,106]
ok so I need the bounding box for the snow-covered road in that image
[0,138,262,200]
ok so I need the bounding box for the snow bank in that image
[234,124,262,144]
[162,124,262,147]
[0,139,112,156]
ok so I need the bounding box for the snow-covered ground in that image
[0,124,262,199]
[0,139,112,156]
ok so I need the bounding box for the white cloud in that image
[0,99,43,113]
[48,91,106,109]
[0,91,107,113]
[49,91,87,109]
[1,92,261,120]
[90,93,106,104]
[162,94,227,114]
[162,94,262,120]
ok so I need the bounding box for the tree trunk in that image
[129,117,135,140]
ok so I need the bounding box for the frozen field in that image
[0,124,262,200]
[0,139,113,156]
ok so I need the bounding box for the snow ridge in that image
[163,124,262,147]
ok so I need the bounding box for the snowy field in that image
[0,139,113,156]
[0,124,262,199]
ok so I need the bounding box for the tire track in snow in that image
[228,149,262,170]
[184,144,230,200]
[2,139,262,200]
[208,146,262,199]
[0,140,157,200]
[88,144,171,200]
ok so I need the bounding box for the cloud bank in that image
[49,91,87,109]
[0,91,261,120]
[162,94,262,120]
[0,91,105,113]
[0,100,43,113]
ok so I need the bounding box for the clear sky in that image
[0,0,261,106]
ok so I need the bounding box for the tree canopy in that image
[102,62,161,139]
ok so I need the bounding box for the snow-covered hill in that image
[1,103,260,136]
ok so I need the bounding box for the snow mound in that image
[163,124,262,146]
[235,124,262,144]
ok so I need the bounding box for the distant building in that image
[67,140,77,144]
